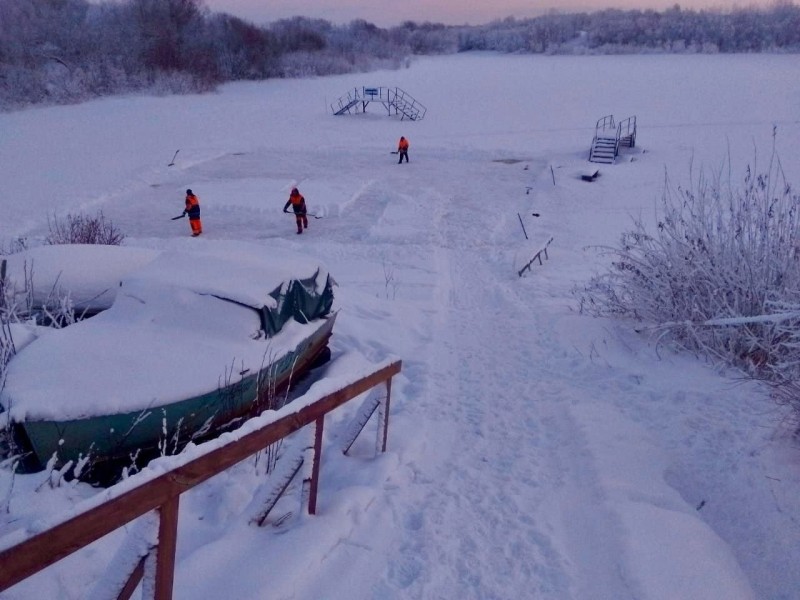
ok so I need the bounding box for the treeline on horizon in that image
[1,0,799,110]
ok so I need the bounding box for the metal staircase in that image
[617,115,637,149]
[330,86,427,121]
[588,115,637,164]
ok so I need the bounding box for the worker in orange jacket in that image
[283,187,308,234]
[397,136,409,164]
[183,189,202,236]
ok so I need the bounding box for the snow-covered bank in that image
[1,53,799,599]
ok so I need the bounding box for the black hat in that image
[186,189,192,195]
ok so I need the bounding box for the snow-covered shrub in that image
[45,210,125,246]
[576,152,800,417]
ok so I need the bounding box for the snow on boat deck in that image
[1,241,332,422]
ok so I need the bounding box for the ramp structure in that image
[330,86,427,121]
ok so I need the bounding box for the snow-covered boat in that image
[0,242,336,478]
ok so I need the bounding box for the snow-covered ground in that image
[1,52,800,599]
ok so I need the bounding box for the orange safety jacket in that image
[398,138,409,151]
[185,193,200,219]
[284,192,306,214]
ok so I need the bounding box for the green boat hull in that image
[13,313,336,478]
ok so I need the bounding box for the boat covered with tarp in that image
[0,241,336,479]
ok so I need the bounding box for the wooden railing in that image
[0,359,402,599]
[517,236,554,277]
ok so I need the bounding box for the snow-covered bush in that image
[45,211,125,246]
[576,151,800,418]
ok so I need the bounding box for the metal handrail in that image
[595,114,615,134]
[330,87,426,120]
[617,115,636,139]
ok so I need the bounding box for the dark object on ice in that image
[581,169,600,182]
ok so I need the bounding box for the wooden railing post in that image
[307,416,324,515]
[154,496,180,600]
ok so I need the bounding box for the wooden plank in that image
[251,453,305,527]
[117,556,146,600]
[0,360,402,592]
[341,393,381,455]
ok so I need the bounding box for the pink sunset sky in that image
[202,0,776,27]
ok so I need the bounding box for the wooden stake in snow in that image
[517,213,528,240]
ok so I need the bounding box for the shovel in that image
[284,210,322,219]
